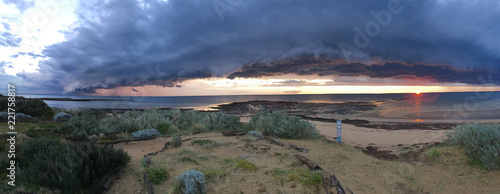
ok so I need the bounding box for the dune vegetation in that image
[0,98,499,193]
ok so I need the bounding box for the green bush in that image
[156,123,172,135]
[273,168,323,190]
[61,109,107,140]
[172,169,206,194]
[131,128,161,139]
[236,160,258,171]
[447,123,500,170]
[425,147,441,161]
[15,97,53,120]
[200,168,228,181]
[146,167,170,184]
[118,108,174,133]
[247,111,318,139]
[53,112,72,122]
[174,111,241,133]
[192,139,217,146]
[172,134,182,147]
[19,137,130,193]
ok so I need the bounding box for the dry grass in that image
[109,132,500,194]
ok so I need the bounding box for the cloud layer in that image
[15,0,500,93]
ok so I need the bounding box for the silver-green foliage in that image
[248,111,318,139]
[53,112,72,122]
[171,134,182,147]
[173,169,206,194]
[246,130,264,139]
[131,128,161,139]
[174,111,240,132]
[447,123,500,170]
[62,109,106,140]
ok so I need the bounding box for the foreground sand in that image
[109,131,500,193]
[241,117,454,153]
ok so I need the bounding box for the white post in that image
[336,120,342,143]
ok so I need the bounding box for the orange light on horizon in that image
[415,91,421,95]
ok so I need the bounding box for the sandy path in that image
[241,116,453,152]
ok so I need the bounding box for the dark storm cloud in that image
[20,0,500,93]
[0,31,21,47]
[228,57,499,85]
[2,0,35,12]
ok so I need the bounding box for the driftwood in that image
[102,174,118,191]
[143,155,152,167]
[147,137,196,156]
[97,137,156,145]
[327,173,346,194]
[294,154,322,170]
[289,144,308,152]
[265,137,285,147]
[222,131,247,136]
[143,172,154,194]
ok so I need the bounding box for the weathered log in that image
[147,137,196,156]
[328,173,346,194]
[143,172,154,194]
[143,155,152,167]
[102,174,118,191]
[97,137,156,145]
[294,154,322,170]
[346,187,354,194]
[222,131,247,136]
[265,137,285,147]
[289,144,308,152]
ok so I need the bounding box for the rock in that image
[53,112,72,122]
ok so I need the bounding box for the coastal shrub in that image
[16,97,53,119]
[146,167,170,184]
[119,108,174,133]
[99,114,123,135]
[246,130,265,139]
[159,109,182,120]
[171,134,182,147]
[156,123,171,135]
[53,112,72,122]
[19,137,130,193]
[273,168,323,190]
[425,147,441,161]
[131,128,161,139]
[14,113,37,123]
[61,109,105,140]
[175,111,241,133]
[204,112,241,131]
[447,123,500,170]
[192,122,206,134]
[248,110,318,139]
[172,169,206,194]
[0,112,8,122]
[192,139,217,146]
[200,168,228,181]
[236,159,258,171]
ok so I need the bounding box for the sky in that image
[0,0,499,96]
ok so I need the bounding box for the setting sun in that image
[415,91,421,94]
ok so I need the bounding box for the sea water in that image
[24,91,500,121]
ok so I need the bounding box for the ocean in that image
[25,91,500,121]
